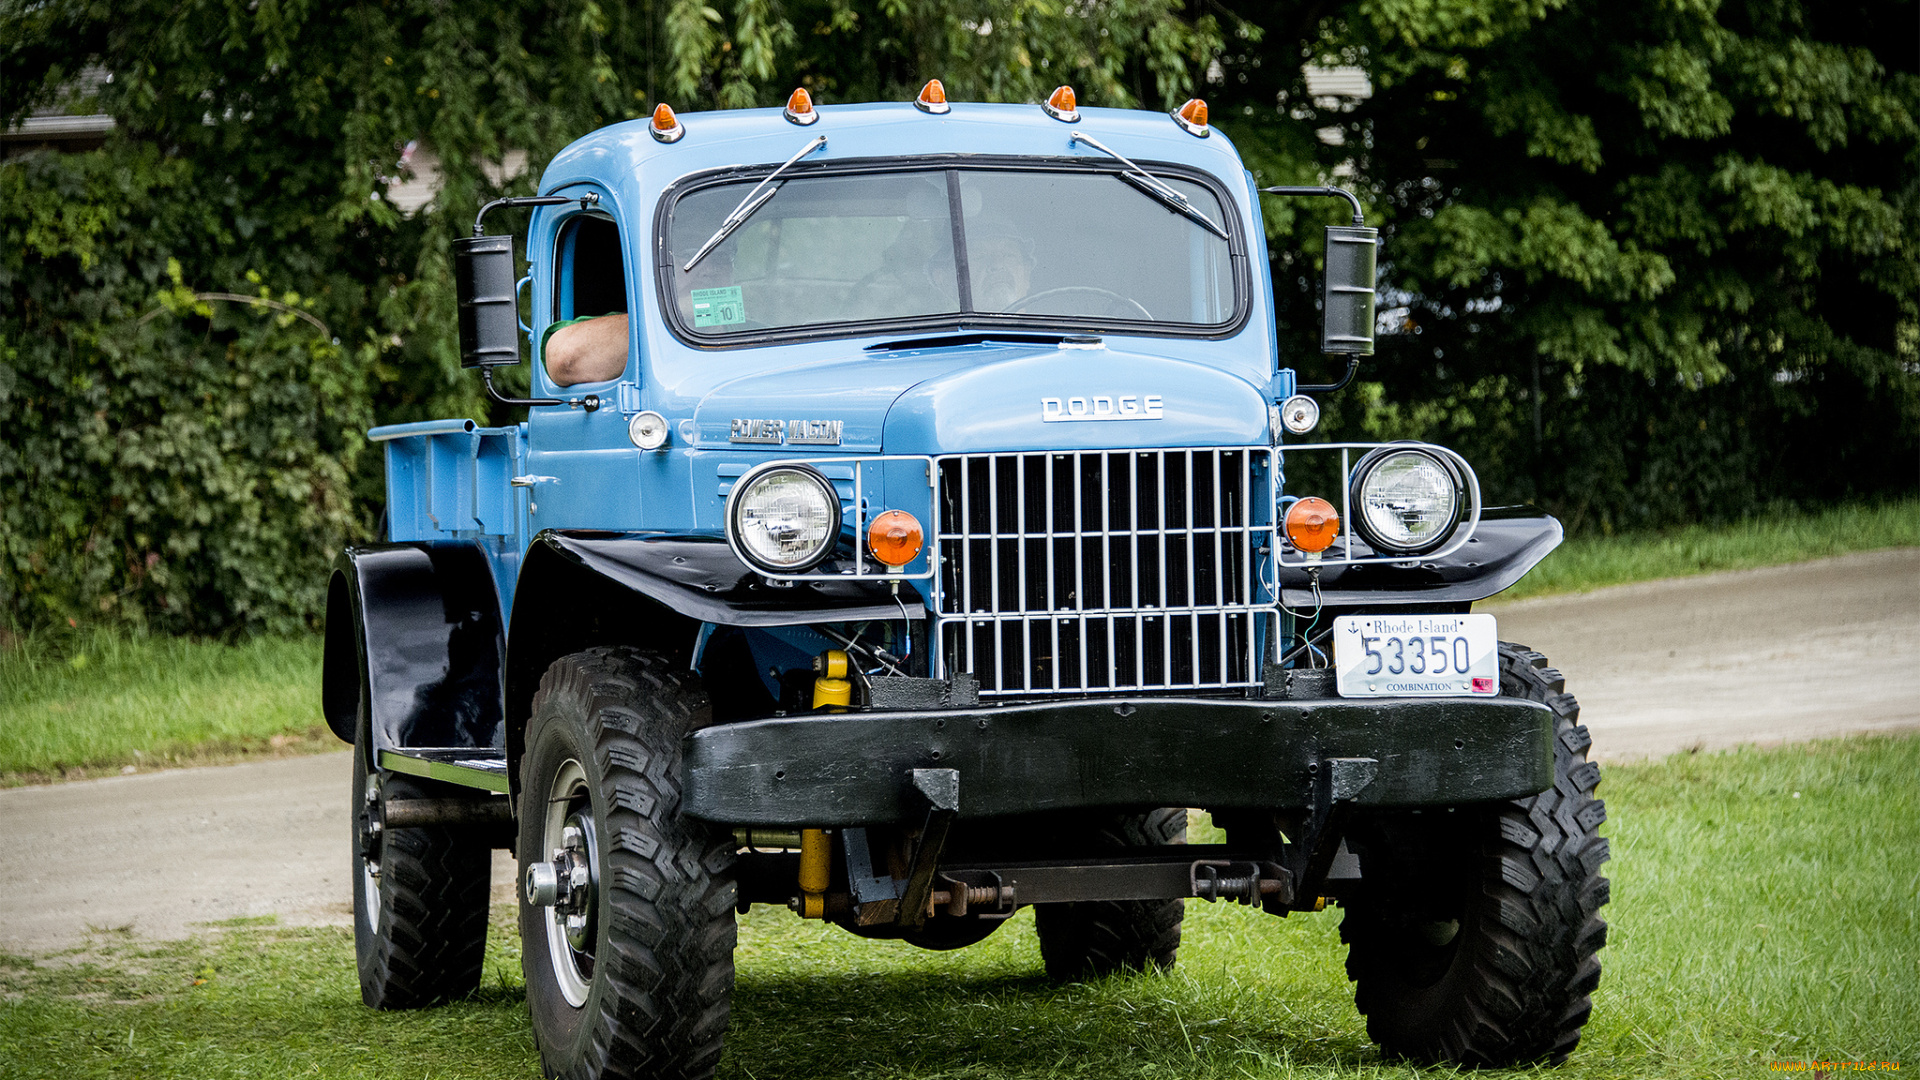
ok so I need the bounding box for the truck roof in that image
[538,100,1251,197]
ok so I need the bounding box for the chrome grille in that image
[933,448,1275,696]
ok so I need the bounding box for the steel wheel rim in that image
[542,757,595,1007]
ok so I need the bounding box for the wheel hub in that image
[358,781,385,871]
[529,758,599,1008]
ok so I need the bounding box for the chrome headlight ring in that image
[725,463,842,575]
[1348,444,1467,556]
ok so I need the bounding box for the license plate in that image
[1333,613,1500,697]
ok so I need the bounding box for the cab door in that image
[522,185,647,530]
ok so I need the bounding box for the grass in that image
[2,733,1915,1079]
[0,626,332,786]
[1495,497,1919,602]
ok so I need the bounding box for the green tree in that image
[1210,0,1919,530]
[1,0,1224,634]
[1,1,639,633]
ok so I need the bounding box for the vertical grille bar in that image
[1215,450,1228,679]
[1014,455,1026,690]
[1101,452,1115,691]
[1046,455,1060,692]
[1129,452,1143,690]
[1074,456,1088,686]
[1186,451,1200,681]
[1152,449,1167,676]
[989,454,1002,687]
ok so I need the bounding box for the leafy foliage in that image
[0,0,1224,635]
[0,144,372,633]
[2,0,1913,633]
[1211,0,1919,530]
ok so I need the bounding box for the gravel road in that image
[3,548,1914,952]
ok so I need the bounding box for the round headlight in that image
[1350,447,1463,555]
[728,466,840,573]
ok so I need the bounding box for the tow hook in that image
[523,820,596,949]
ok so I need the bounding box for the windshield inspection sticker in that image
[691,286,746,327]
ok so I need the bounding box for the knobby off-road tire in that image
[519,647,737,1080]
[351,720,491,1009]
[1340,642,1610,1066]
[1034,807,1187,980]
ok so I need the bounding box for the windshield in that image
[661,165,1238,339]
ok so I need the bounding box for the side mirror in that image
[453,234,521,369]
[1322,225,1378,357]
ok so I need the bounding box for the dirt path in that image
[3,548,1914,952]
[1486,547,1920,760]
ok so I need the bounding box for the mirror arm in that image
[482,367,599,411]
[1259,186,1364,226]
[483,367,561,408]
[1296,356,1359,394]
[472,194,594,238]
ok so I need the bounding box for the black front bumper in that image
[682,694,1553,826]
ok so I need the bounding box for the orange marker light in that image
[915,79,950,114]
[1043,85,1079,122]
[1173,97,1209,137]
[650,103,685,143]
[784,86,819,125]
[1285,497,1340,555]
[867,510,925,568]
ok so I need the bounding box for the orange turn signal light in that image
[1043,85,1079,122]
[915,79,950,114]
[784,86,819,125]
[1173,97,1209,137]
[1285,497,1340,555]
[867,510,925,568]
[651,103,685,143]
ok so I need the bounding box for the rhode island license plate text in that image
[1332,613,1500,697]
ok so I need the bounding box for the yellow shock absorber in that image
[812,649,852,710]
[798,828,830,918]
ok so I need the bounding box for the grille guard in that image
[723,442,1487,697]
[1273,442,1484,569]
[930,447,1277,697]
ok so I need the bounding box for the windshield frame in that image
[651,154,1251,349]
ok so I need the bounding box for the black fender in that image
[322,542,506,755]
[501,531,926,793]
[1277,506,1563,606]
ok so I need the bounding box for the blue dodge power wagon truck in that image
[323,84,1609,1077]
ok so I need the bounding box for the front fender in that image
[531,531,926,628]
[501,531,926,795]
[1277,506,1562,607]
[322,542,506,753]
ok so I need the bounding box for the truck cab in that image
[324,84,1608,1077]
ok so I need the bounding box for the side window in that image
[555,214,627,320]
[546,213,629,387]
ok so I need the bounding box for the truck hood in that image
[692,339,1271,455]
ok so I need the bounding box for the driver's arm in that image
[544,313,630,386]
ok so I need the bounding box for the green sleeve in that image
[539,314,600,351]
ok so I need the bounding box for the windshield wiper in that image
[681,134,828,272]
[1068,131,1229,241]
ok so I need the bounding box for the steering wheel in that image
[1004,286,1156,321]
